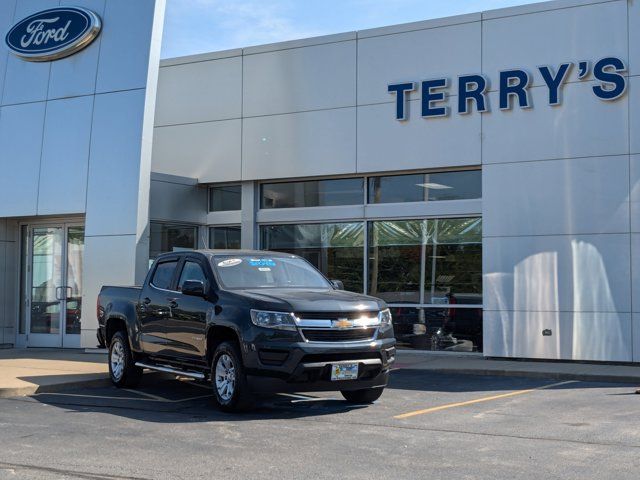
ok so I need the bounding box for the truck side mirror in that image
[182,280,205,297]
[330,280,344,290]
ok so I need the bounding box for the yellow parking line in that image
[394,380,575,419]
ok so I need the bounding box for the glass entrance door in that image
[24,224,85,348]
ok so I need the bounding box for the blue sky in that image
[161,0,540,58]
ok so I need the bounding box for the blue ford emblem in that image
[5,6,101,62]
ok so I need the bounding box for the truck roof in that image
[157,249,296,259]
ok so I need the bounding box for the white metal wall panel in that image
[483,156,630,237]
[242,108,356,180]
[630,77,640,155]
[357,99,481,173]
[0,102,45,216]
[38,96,94,215]
[95,0,159,93]
[484,310,632,361]
[483,234,631,314]
[243,40,356,117]
[357,19,481,104]
[47,0,106,100]
[1,0,57,105]
[85,90,147,237]
[482,81,628,164]
[155,56,242,126]
[153,119,242,182]
[0,0,17,104]
[630,0,640,77]
[482,1,628,89]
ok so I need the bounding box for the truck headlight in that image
[250,310,297,331]
[378,308,392,327]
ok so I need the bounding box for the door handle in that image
[142,297,151,305]
[168,300,178,309]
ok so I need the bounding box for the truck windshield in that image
[211,255,332,290]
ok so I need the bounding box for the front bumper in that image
[242,336,396,393]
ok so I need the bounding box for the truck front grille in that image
[301,327,377,342]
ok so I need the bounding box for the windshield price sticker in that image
[258,267,272,272]
[249,259,276,267]
[217,258,243,268]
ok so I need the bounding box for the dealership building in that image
[0,0,639,362]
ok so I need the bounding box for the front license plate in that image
[331,363,358,381]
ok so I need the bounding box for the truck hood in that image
[231,288,385,313]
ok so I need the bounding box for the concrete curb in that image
[0,375,111,399]
[401,367,640,384]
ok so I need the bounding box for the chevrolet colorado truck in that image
[97,250,396,411]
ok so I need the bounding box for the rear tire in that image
[211,341,253,412]
[341,387,385,404]
[108,331,142,388]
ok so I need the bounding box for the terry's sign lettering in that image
[5,7,101,62]
[388,57,627,121]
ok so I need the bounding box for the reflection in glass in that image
[389,306,483,352]
[209,185,241,212]
[261,178,364,209]
[30,227,63,334]
[260,223,364,292]
[209,226,241,249]
[65,227,84,335]
[368,170,481,204]
[149,223,198,259]
[368,218,482,305]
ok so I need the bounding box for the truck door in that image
[164,257,210,360]
[139,257,180,354]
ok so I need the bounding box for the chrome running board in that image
[135,362,205,380]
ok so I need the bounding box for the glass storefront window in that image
[368,170,481,204]
[149,223,198,260]
[389,306,483,352]
[260,222,364,292]
[368,217,481,305]
[209,185,241,212]
[209,226,241,249]
[261,178,364,209]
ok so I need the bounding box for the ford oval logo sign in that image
[5,6,101,62]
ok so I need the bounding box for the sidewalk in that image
[0,348,109,398]
[1,348,640,398]
[396,351,640,384]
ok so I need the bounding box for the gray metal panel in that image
[483,233,631,314]
[357,100,481,173]
[482,0,627,89]
[357,20,481,104]
[152,119,242,182]
[482,81,628,164]
[483,156,630,237]
[631,77,640,155]
[0,102,45,217]
[242,108,356,180]
[243,41,356,117]
[631,0,640,77]
[95,0,158,93]
[38,96,94,215]
[0,0,17,105]
[47,0,106,100]
[149,178,207,224]
[155,56,242,126]
[1,0,57,106]
[85,90,146,236]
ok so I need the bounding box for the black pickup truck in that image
[97,250,396,411]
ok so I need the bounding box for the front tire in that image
[211,341,252,412]
[108,331,142,388]
[341,387,385,404]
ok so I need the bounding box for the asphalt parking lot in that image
[0,368,639,480]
